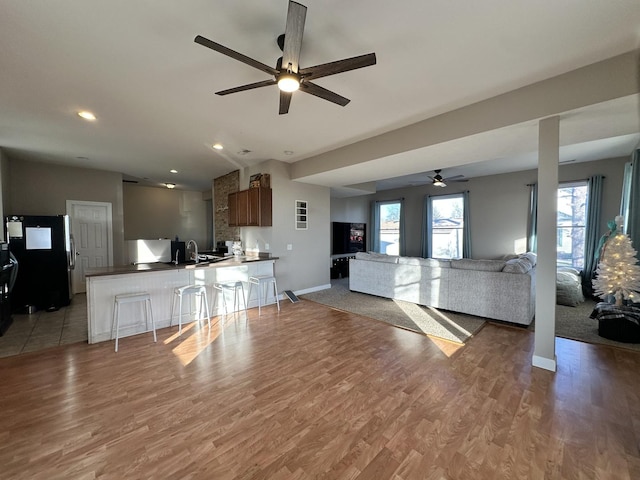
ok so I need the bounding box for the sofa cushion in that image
[502,258,533,274]
[396,256,422,266]
[396,257,450,268]
[357,251,399,263]
[450,259,506,272]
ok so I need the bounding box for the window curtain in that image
[462,190,471,258]
[625,149,640,252]
[582,175,604,297]
[620,161,633,231]
[526,183,538,253]
[398,198,406,256]
[422,195,433,257]
[370,200,381,253]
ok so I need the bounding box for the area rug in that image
[301,278,486,344]
[543,299,640,353]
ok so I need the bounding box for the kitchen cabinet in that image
[228,187,272,226]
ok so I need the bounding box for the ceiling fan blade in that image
[194,35,278,76]
[448,178,469,183]
[282,1,307,73]
[216,79,277,96]
[300,81,350,106]
[279,91,293,115]
[299,53,377,81]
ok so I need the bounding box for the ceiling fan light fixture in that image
[277,73,300,92]
[77,110,96,121]
[433,179,446,187]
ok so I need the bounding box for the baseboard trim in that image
[294,284,332,296]
[532,354,557,372]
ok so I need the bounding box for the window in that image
[557,181,588,269]
[429,194,464,259]
[374,201,401,255]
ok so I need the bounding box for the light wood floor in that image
[0,300,639,480]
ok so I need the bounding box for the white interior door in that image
[67,200,113,294]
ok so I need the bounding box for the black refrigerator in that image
[0,242,17,334]
[5,215,75,313]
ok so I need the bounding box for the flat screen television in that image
[332,222,366,255]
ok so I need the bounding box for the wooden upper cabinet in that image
[228,191,239,227]
[228,187,272,227]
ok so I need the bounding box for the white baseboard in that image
[532,354,557,372]
[293,284,332,296]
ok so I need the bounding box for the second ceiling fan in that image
[194,1,376,114]
[428,170,468,188]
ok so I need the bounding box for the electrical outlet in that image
[287,244,293,251]
[265,243,270,250]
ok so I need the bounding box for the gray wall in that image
[2,157,213,265]
[240,159,331,293]
[331,156,629,260]
[6,158,126,264]
[123,184,210,248]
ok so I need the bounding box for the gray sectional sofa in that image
[349,252,536,325]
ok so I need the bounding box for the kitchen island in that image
[86,256,277,344]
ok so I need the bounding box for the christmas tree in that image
[592,216,640,305]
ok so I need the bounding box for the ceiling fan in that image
[428,170,468,188]
[194,0,376,115]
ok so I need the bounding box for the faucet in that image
[174,249,180,265]
[186,239,198,263]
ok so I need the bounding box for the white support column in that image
[532,116,559,372]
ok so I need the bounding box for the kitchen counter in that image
[85,255,276,277]
[86,256,278,344]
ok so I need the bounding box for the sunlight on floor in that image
[163,313,250,366]
[393,300,469,357]
[427,337,464,357]
[164,319,223,366]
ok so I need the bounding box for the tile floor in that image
[0,294,88,358]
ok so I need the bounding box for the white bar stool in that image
[213,281,247,316]
[247,275,280,315]
[112,292,156,352]
[171,285,211,334]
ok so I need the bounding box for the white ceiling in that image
[1,1,639,193]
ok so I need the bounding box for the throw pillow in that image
[520,252,537,266]
[556,269,585,306]
[502,258,533,274]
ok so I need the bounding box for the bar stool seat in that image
[247,275,280,315]
[213,281,247,316]
[112,292,156,352]
[171,285,211,334]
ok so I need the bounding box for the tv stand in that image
[330,255,355,279]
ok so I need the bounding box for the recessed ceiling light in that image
[284,150,294,155]
[165,183,176,189]
[76,156,89,160]
[170,169,178,174]
[77,110,96,121]
[237,149,251,156]
[213,143,223,150]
